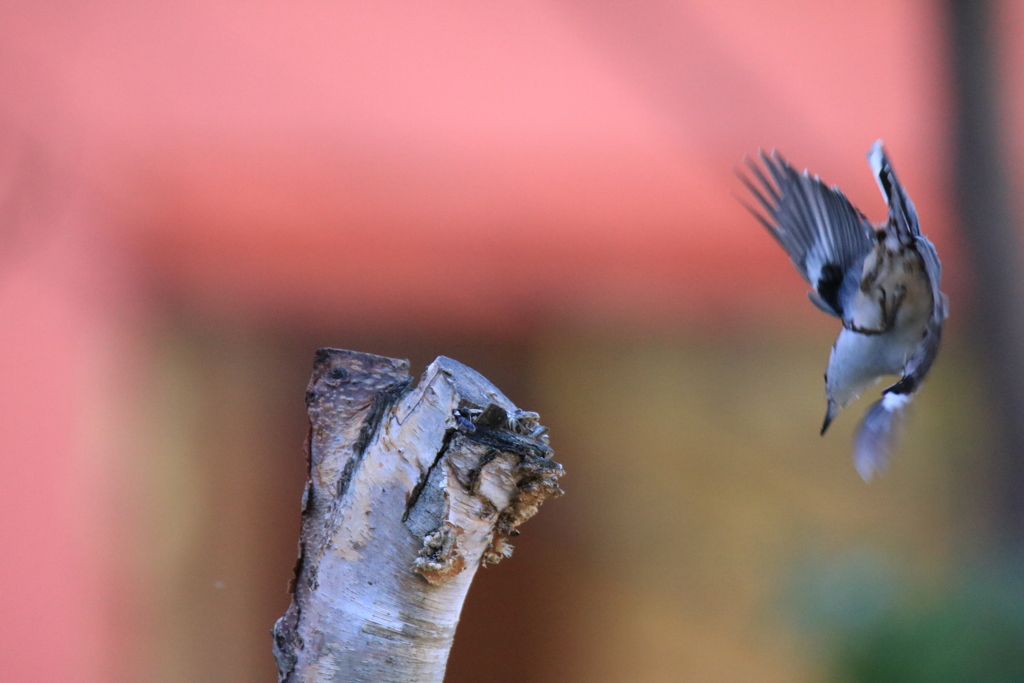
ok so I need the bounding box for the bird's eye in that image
[328,365,349,381]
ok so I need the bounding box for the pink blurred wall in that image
[0,0,954,328]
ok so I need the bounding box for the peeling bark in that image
[272,349,564,682]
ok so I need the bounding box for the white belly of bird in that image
[827,325,923,409]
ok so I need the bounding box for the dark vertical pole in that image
[947,0,1024,544]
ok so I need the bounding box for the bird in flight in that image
[739,141,948,480]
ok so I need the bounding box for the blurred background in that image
[3,0,1024,681]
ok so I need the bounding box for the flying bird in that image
[739,141,948,480]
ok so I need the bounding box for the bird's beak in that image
[821,401,837,435]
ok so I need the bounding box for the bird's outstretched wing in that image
[739,150,875,319]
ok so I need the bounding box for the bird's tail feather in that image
[853,391,913,481]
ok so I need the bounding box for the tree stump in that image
[272,349,564,682]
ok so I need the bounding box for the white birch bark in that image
[272,349,563,682]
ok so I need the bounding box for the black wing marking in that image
[740,150,875,318]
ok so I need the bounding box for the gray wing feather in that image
[868,140,921,244]
[916,234,948,324]
[740,150,875,318]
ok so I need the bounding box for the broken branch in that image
[272,349,564,682]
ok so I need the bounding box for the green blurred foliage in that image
[829,570,1024,683]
